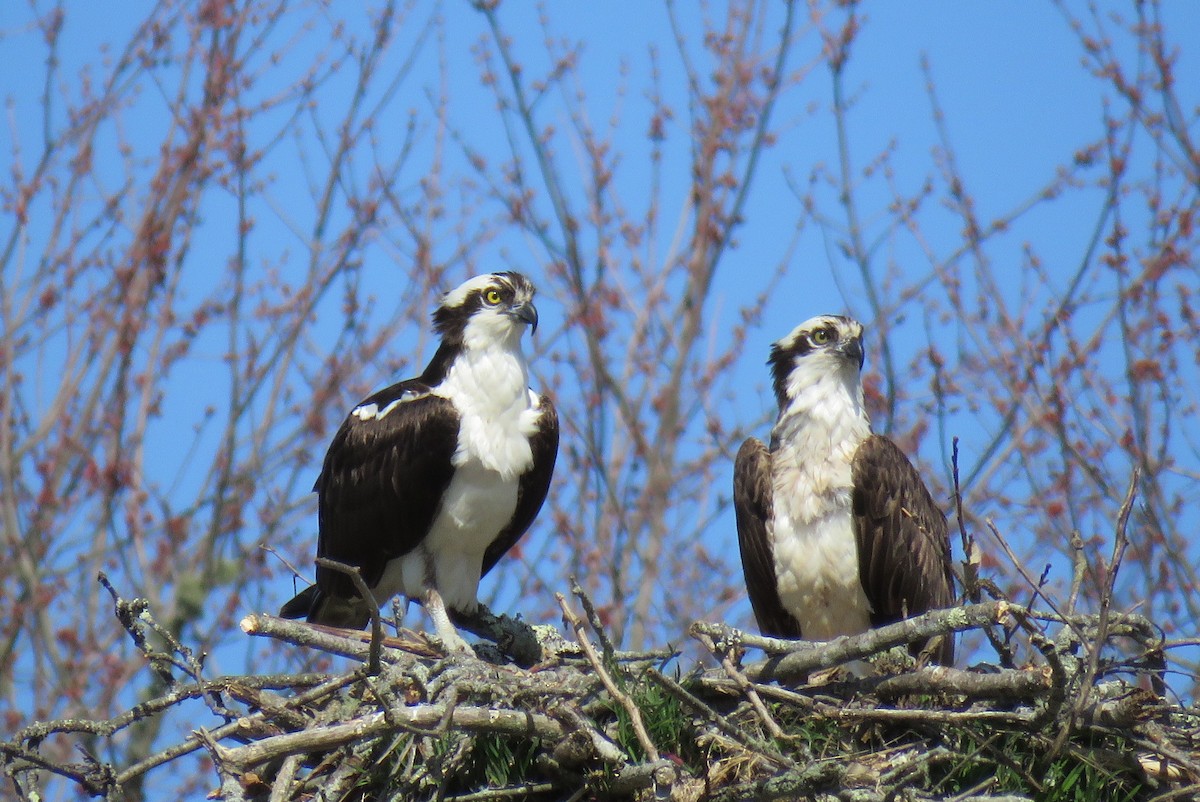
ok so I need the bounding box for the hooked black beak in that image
[511,301,539,334]
[841,336,864,369]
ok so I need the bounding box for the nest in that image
[3,574,1196,801]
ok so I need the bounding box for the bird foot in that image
[433,627,476,657]
[424,588,476,657]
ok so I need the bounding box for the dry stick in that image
[951,438,980,604]
[1136,721,1200,782]
[1049,469,1141,762]
[221,704,565,770]
[697,668,1044,722]
[324,758,371,802]
[1065,529,1087,617]
[645,668,793,770]
[240,612,441,661]
[693,631,785,740]
[0,741,110,795]
[194,727,246,802]
[1004,604,1069,733]
[554,705,627,765]
[11,671,328,752]
[267,754,302,802]
[698,601,1156,664]
[239,613,376,662]
[315,557,383,675]
[985,519,1080,641]
[445,782,560,801]
[606,759,679,797]
[726,664,1052,704]
[695,603,1003,681]
[823,705,1035,728]
[1146,785,1200,802]
[116,667,367,786]
[1081,468,1140,694]
[98,572,179,687]
[570,577,619,664]
[555,592,659,763]
[985,517,1093,700]
[952,441,1016,667]
[879,744,958,792]
[865,664,1050,701]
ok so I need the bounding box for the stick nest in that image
[2,580,1197,802]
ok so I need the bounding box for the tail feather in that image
[279,583,372,629]
[278,584,319,620]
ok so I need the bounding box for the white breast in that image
[374,344,543,612]
[436,346,540,478]
[771,506,871,640]
[769,357,873,639]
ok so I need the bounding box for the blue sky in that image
[3,0,1199,713]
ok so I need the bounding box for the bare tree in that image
[1,0,457,794]
[1,0,1198,797]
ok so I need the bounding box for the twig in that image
[1066,529,1086,616]
[852,664,1050,702]
[704,758,845,802]
[115,668,367,786]
[221,704,565,770]
[696,603,998,680]
[555,592,659,762]
[315,557,383,675]
[605,759,678,797]
[1007,605,1069,733]
[951,437,980,604]
[645,668,793,769]
[822,705,1035,728]
[570,577,619,665]
[239,613,438,662]
[98,572,178,687]
[553,705,627,765]
[1080,469,1140,695]
[1050,469,1140,761]
[985,520,1071,627]
[194,727,245,802]
[694,631,785,740]
[445,782,559,800]
[267,754,302,802]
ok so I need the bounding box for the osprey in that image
[733,315,954,663]
[280,271,558,653]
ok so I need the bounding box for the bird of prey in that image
[280,271,558,653]
[733,314,954,663]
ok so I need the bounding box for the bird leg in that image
[423,587,475,656]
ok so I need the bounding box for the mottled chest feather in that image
[769,364,870,524]
[766,358,875,638]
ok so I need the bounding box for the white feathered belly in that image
[772,510,872,640]
[374,463,519,614]
[374,344,540,614]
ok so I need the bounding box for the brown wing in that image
[852,434,956,663]
[279,380,459,627]
[481,393,559,576]
[734,437,803,638]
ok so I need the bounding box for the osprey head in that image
[768,314,865,406]
[433,271,539,349]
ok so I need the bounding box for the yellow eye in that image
[484,289,502,305]
[811,328,832,345]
